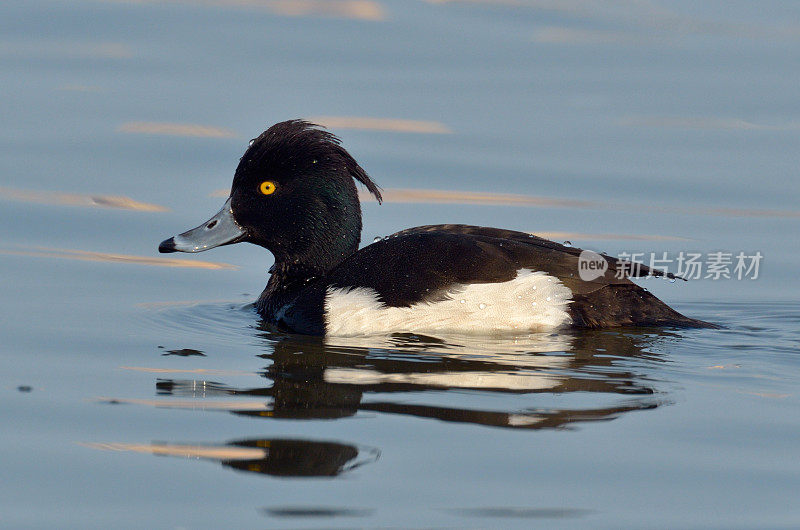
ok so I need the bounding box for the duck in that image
[159,119,716,335]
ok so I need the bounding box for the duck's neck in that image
[269,257,340,284]
[270,223,361,284]
[269,244,356,285]
[269,186,363,281]
[258,232,358,325]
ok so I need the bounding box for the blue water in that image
[2,1,799,528]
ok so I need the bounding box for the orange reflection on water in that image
[0,247,237,270]
[117,121,236,138]
[0,186,167,212]
[265,0,385,20]
[309,116,451,133]
[82,442,267,460]
[93,0,385,21]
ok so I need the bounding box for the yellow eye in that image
[259,181,277,195]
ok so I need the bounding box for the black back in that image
[261,224,717,331]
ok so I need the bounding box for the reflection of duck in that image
[222,438,378,477]
[95,329,672,479]
[85,438,379,478]
[158,329,670,430]
[159,120,716,334]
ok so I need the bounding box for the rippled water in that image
[2,1,800,528]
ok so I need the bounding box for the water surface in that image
[2,1,799,528]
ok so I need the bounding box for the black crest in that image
[237,119,382,204]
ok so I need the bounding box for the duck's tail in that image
[568,284,721,329]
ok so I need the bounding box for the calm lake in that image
[2,1,799,528]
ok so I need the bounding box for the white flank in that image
[324,269,572,336]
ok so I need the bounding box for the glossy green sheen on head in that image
[230,120,382,273]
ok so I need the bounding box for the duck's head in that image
[159,120,382,273]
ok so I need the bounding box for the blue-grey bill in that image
[159,197,246,253]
